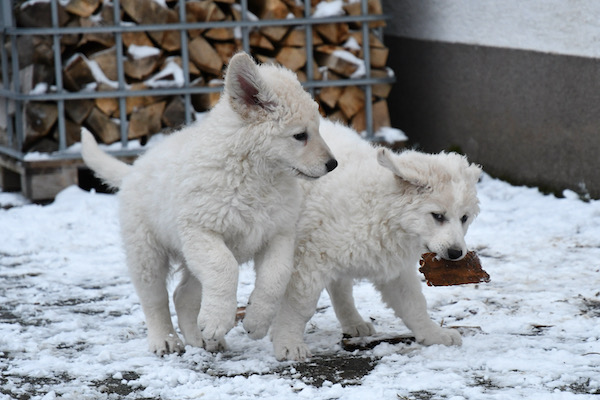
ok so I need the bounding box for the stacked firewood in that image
[8,0,392,153]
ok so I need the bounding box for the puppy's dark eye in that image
[431,213,445,223]
[461,215,468,224]
[293,132,308,141]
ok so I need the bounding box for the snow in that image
[127,45,161,60]
[1,173,600,399]
[313,0,345,18]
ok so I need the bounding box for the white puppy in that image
[81,52,337,355]
[271,119,481,361]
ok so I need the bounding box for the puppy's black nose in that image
[447,248,463,260]
[325,159,338,172]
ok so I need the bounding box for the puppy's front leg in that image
[182,231,239,351]
[244,232,295,340]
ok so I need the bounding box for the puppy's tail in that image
[81,130,132,189]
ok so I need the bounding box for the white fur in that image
[270,119,482,361]
[81,53,337,356]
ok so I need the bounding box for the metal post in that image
[50,0,66,151]
[361,0,374,139]
[240,0,250,54]
[304,0,314,98]
[178,0,192,125]
[112,0,128,147]
[1,1,15,149]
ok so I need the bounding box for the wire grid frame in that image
[0,0,394,161]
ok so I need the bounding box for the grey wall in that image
[382,2,600,198]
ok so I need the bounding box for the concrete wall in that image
[381,0,600,198]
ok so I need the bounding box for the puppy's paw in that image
[197,310,235,343]
[342,321,377,337]
[203,337,228,353]
[148,333,185,356]
[243,302,276,340]
[419,327,462,346]
[273,340,312,361]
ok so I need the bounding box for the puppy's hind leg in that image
[127,244,184,356]
[327,277,376,337]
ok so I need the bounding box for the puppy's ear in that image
[467,163,483,185]
[225,52,276,115]
[377,148,430,190]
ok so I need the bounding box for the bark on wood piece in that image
[250,31,275,51]
[122,31,154,48]
[128,101,166,139]
[85,107,120,144]
[363,46,389,69]
[281,0,303,18]
[95,83,119,117]
[276,47,306,71]
[343,0,386,28]
[78,17,116,48]
[249,0,290,20]
[65,99,94,124]
[65,0,101,17]
[370,68,392,99]
[188,36,224,75]
[162,97,188,128]
[338,85,365,119]
[318,85,343,109]
[184,1,227,38]
[314,23,350,45]
[17,1,70,28]
[260,26,290,43]
[24,102,58,148]
[63,54,96,91]
[351,99,390,134]
[315,46,359,77]
[90,47,118,81]
[124,53,162,81]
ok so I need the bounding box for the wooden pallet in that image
[0,153,135,202]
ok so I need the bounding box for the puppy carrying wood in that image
[82,52,337,355]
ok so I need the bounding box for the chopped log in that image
[65,0,101,18]
[260,26,290,43]
[249,0,290,20]
[122,31,155,48]
[250,32,275,51]
[351,99,390,133]
[318,86,343,109]
[85,107,121,144]
[63,54,96,91]
[337,86,365,120]
[24,102,58,148]
[276,47,306,71]
[349,31,386,49]
[343,0,385,28]
[124,48,162,80]
[282,29,306,47]
[90,47,118,82]
[78,17,116,48]
[314,23,349,44]
[128,101,167,139]
[120,0,181,51]
[16,1,69,28]
[163,56,201,76]
[213,42,237,64]
[162,97,189,128]
[52,118,82,147]
[205,27,236,41]
[188,36,224,75]
[315,46,360,77]
[65,99,94,124]
[124,83,161,117]
[185,1,227,38]
[95,83,119,117]
[370,68,393,99]
[192,79,223,111]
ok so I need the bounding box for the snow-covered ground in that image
[1,173,599,399]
